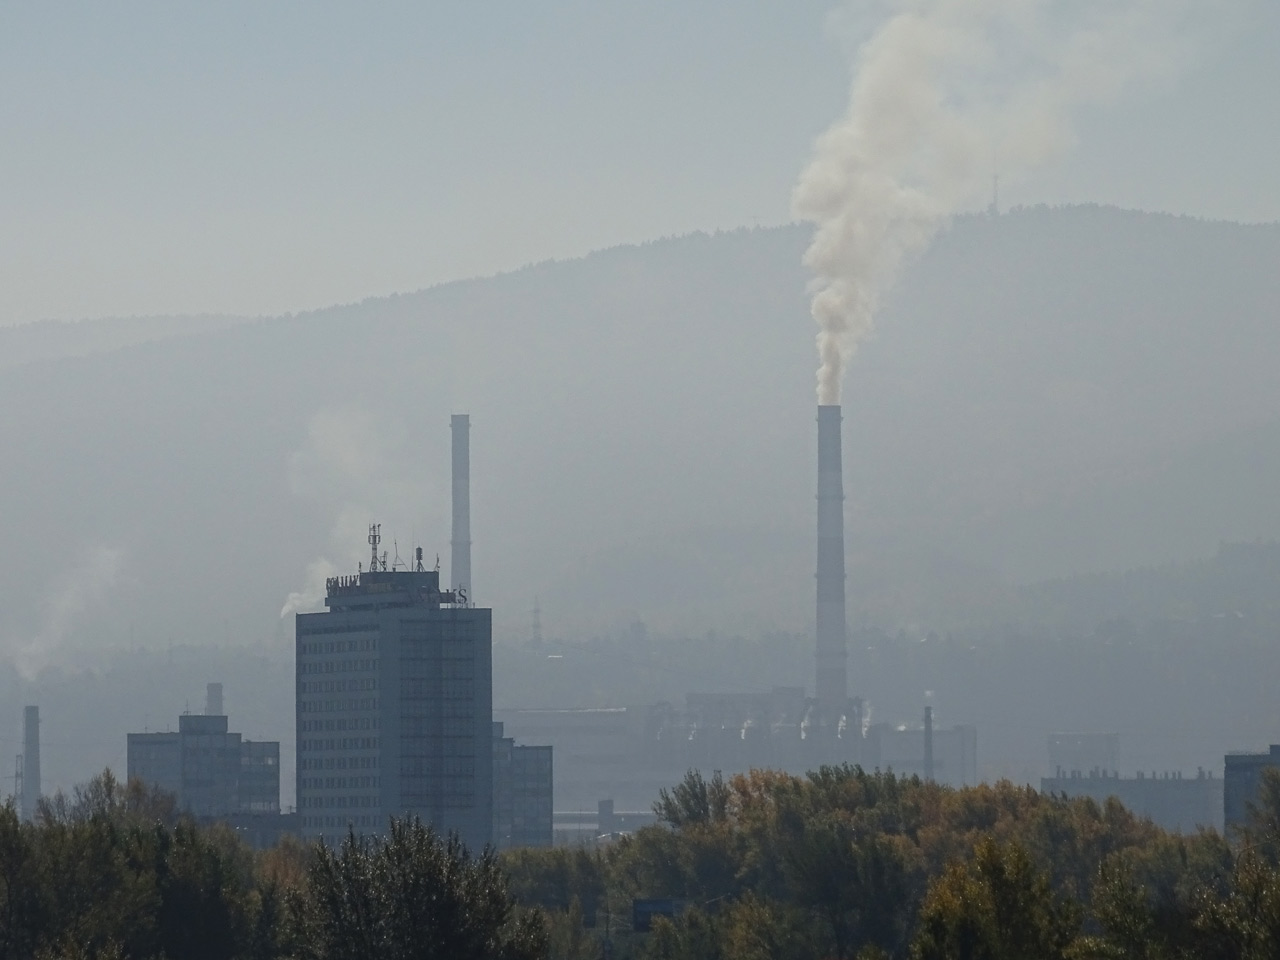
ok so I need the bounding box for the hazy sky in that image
[1,1,1277,326]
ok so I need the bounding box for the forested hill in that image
[3,204,1280,796]
[0,313,254,369]
[1,205,1278,652]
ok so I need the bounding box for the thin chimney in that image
[21,706,39,821]
[815,405,847,717]
[924,705,935,782]
[451,414,472,601]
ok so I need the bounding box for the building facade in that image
[864,722,979,788]
[295,565,493,850]
[1042,770,1222,833]
[493,722,553,849]
[1225,745,1280,835]
[127,686,280,820]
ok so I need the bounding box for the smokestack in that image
[206,683,224,717]
[451,414,472,601]
[21,706,39,821]
[924,706,935,782]
[816,405,847,717]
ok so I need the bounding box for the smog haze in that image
[2,1,1279,812]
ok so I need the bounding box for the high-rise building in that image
[128,684,280,819]
[295,553,493,850]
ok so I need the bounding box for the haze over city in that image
[3,4,1280,957]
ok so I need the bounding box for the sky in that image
[0,0,1277,326]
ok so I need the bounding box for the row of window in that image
[304,815,381,830]
[401,717,476,737]
[300,717,380,733]
[401,678,474,698]
[300,678,379,694]
[300,737,381,752]
[300,756,380,771]
[299,697,380,714]
[300,658,379,675]
[299,637,379,655]
[401,758,474,777]
[301,776,380,790]
[300,795,378,810]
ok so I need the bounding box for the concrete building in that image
[1225,745,1280,836]
[865,722,979,788]
[1048,733,1119,776]
[493,722,553,849]
[295,548,493,850]
[127,684,281,820]
[1042,769,1221,833]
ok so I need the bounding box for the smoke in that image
[13,545,125,680]
[280,406,442,617]
[794,0,1199,404]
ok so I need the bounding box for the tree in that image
[785,816,918,958]
[297,817,547,960]
[911,838,1079,960]
[654,770,731,829]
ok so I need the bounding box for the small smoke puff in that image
[14,545,126,680]
[280,558,338,618]
[795,0,1202,404]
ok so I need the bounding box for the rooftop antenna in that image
[415,547,425,573]
[368,523,381,572]
[392,539,404,571]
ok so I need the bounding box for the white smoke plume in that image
[794,0,1198,404]
[14,545,125,680]
[280,406,442,617]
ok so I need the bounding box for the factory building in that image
[295,540,493,849]
[1041,769,1221,834]
[865,718,979,788]
[127,683,281,820]
[1224,745,1280,836]
[1047,733,1120,777]
[492,722,553,849]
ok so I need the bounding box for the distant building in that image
[492,722,553,849]
[1048,733,1119,776]
[1042,769,1221,833]
[865,722,979,788]
[295,549,493,850]
[499,691,974,814]
[127,683,281,820]
[1224,745,1280,836]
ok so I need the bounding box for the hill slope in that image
[0,206,1277,663]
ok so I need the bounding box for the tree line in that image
[6,765,1280,958]
[505,766,1280,960]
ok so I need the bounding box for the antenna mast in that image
[368,524,381,573]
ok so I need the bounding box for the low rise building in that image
[127,684,285,843]
[493,722,553,849]
[1224,745,1280,836]
[1041,769,1221,833]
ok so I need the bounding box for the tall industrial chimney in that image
[451,414,472,601]
[206,683,224,717]
[21,706,39,821]
[816,405,847,718]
